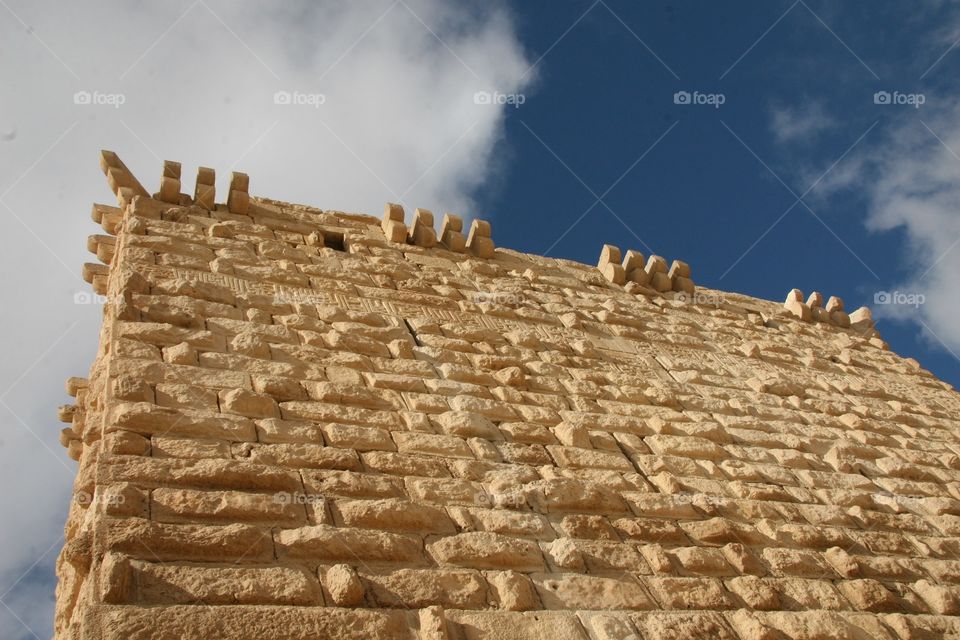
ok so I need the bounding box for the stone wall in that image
[54,151,960,639]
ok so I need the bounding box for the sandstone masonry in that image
[55,151,960,639]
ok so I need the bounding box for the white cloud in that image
[860,104,960,351]
[769,101,837,144]
[0,1,532,637]
[803,97,960,355]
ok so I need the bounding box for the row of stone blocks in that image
[783,289,875,333]
[100,150,250,215]
[382,204,495,258]
[596,245,695,296]
[85,152,252,293]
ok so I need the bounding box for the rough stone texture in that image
[56,151,960,638]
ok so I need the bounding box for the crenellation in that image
[409,208,437,248]
[466,219,495,258]
[193,166,216,211]
[54,150,960,640]
[228,171,250,215]
[439,214,466,252]
[158,160,182,204]
[381,202,408,243]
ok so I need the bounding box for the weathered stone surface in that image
[57,155,960,640]
[446,610,590,640]
[533,573,656,610]
[276,525,424,564]
[427,532,545,571]
[91,605,417,639]
[333,498,455,533]
[364,568,488,609]
[151,488,304,525]
[130,561,322,605]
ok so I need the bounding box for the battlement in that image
[56,151,960,640]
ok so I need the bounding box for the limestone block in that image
[409,208,437,247]
[668,259,691,279]
[151,487,304,525]
[227,171,250,214]
[419,606,449,640]
[806,291,823,308]
[158,161,181,203]
[762,548,836,579]
[109,402,256,441]
[644,255,668,277]
[153,436,230,460]
[427,532,545,571]
[672,275,696,295]
[194,166,215,210]
[92,604,417,640]
[218,388,279,419]
[546,445,633,472]
[837,579,900,612]
[669,546,736,577]
[100,150,149,199]
[322,423,395,451]
[382,202,408,243]
[394,431,474,459]
[644,434,727,461]
[132,560,322,605]
[912,579,960,615]
[466,219,495,258]
[600,262,626,285]
[613,518,688,545]
[631,611,738,640]
[406,478,484,506]
[645,577,734,610]
[440,214,466,252]
[726,576,781,610]
[445,611,590,640]
[486,570,540,611]
[849,306,874,330]
[305,470,406,500]
[577,613,642,640]
[744,611,895,640]
[784,289,812,321]
[333,498,455,534]
[620,249,649,285]
[276,525,424,563]
[246,443,359,472]
[826,295,844,312]
[103,519,275,562]
[227,189,249,215]
[651,271,673,292]
[831,310,851,328]
[364,568,487,609]
[324,564,365,606]
[597,244,621,268]
[533,573,655,610]
[163,341,197,365]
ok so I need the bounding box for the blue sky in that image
[484,0,960,389]
[1,2,959,638]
